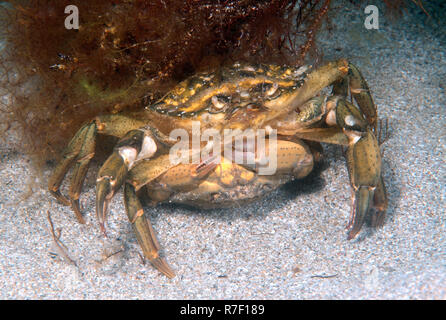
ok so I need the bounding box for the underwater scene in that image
[0,0,444,299]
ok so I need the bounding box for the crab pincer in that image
[95,153,128,236]
[345,129,385,239]
[96,129,152,235]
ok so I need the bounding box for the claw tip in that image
[70,199,86,224]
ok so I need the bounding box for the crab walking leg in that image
[48,121,96,223]
[291,127,349,146]
[124,183,175,278]
[69,143,96,223]
[124,157,219,277]
[49,114,148,222]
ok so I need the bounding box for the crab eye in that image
[209,95,230,113]
[239,91,250,99]
[265,83,279,97]
[261,83,281,100]
[241,65,256,72]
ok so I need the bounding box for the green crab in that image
[48,59,387,278]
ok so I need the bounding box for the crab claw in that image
[347,186,374,240]
[96,176,116,236]
[371,176,388,228]
[95,130,150,235]
[96,152,128,236]
[345,129,382,239]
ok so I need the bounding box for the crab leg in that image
[126,154,180,191]
[97,132,209,233]
[291,127,349,146]
[48,114,148,223]
[48,121,97,223]
[124,182,175,278]
[252,60,350,129]
[124,155,219,277]
[326,98,385,238]
[345,129,382,239]
[255,59,378,133]
[126,144,216,192]
[289,94,385,238]
[155,157,219,191]
[330,63,377,129]
[347,63,377,131]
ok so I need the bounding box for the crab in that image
[48,59,387,278]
